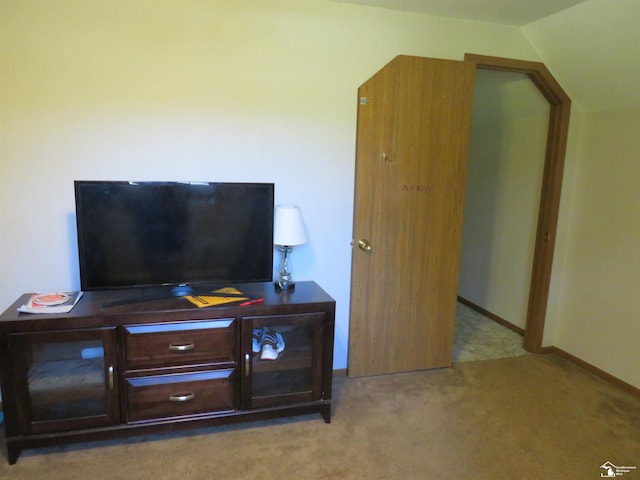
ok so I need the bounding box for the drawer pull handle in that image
[169,392,195,402]
[169,342,195,352]
[245,353,250,377]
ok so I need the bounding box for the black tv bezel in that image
[74,180,275,293]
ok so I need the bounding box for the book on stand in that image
[185,287,249,308]
[18,291,84,314]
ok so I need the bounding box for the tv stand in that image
[0,281,335,465]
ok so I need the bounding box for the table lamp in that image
[273,205,307,290]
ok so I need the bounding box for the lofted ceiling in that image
[330,0,640,111]
[331,0,587,26]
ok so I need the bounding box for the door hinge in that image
[359,97,370,105]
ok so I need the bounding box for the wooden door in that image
[348,56,475,377]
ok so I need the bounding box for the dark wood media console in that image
[0,281,335,464]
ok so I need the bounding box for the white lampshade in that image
[273,205,307,246]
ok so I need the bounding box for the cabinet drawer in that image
[126,369,235,422]
[124,319,235,370]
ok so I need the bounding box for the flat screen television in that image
[74,181,274,293]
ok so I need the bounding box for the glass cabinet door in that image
[10,328,120,434]
[241,313,325,409]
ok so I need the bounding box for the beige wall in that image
[0,0,541,370]
[551,107,640,388]
[523,0,640,389]
[1,1,637,388]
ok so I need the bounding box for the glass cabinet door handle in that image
[245,353,251,377]
[169,342,195,352]
[108,365,114,391]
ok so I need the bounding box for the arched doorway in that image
[464,54,571,353]
[347,54,570,377]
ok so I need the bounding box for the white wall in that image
[0,0,542,370]
[459,70,549,328]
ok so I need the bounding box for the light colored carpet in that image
[2,354,639,479]
[453,302,528,363]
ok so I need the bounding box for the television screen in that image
[74,181,274,291]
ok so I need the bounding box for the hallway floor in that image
[453,302,528,363]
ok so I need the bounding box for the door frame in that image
[464,54,571,353]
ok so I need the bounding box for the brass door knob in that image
[358,239,372,252]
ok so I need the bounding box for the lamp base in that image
[275,245,295,291]
[274,281,295,291]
